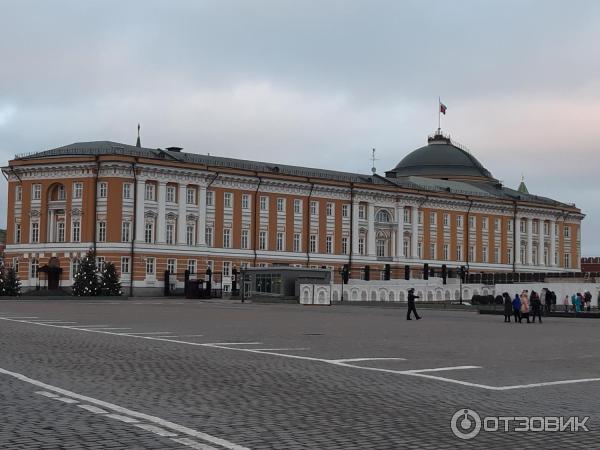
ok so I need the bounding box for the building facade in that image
[1,131,583,295]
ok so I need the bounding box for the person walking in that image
[541,288,549,315]
[512,293,522,323]
[406,288,421,321]
[550,290,557,312]
[564,295,570,312]
[503,292,512,322]
[520,290,530,323]
[531,290,542,323]
[584,291,592,312]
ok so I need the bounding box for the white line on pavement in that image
[134,423,178,437]
[78,404,109,414]
[55,397,79,404]
[36,391,59,398]
[177,335,205,338]
[106,413,140,423]
[0,366,249,450]
[121,332,176,335]
[404,366,482,373]
[330,357,407,363]
[250,348,309,351]
[205,342,263,345]
[64,324,111,328]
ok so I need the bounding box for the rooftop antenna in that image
[136,123,141,148]
[371,148,378,174]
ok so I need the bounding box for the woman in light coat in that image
[520,291,530,323]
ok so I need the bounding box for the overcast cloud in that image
[1,0,599,254]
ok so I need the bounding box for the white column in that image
[178,184,187,245]
[526,217,533,265]
[197,186,207,246]
[135,179,145,242]
[351,201,360,255]
[514,215,521,264]
[367,203,376,257]
[156,182,167,244]
[396,205,404,258]
[550,219,556,266]
[537,221,544,267]
[390,231,396,258]
[48,210,55,243]
[411,206,419,259]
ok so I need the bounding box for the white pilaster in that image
[527,217,533,265]
[135,179,145,242]
[411,206,419,259]
[550,219,556,266]
[351,201,360,255]
[396,205,405,258]
[156,182,167,244]
[178,184,187,245]
[515,215,521,264]
[367,203,376,257]
[48,210,55,243]
[537,221,544,267]
[197,186,207,246]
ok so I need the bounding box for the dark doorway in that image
[47,257,61,290]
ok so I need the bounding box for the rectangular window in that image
[457,215,464,228]
[30,258,39,279]
[342,237,348,255]
[122,183,131,200]
[14,223,21,244]
[260,196,268,211]
[403,239,409,257]
[97,221,106,242]
[443,214,449,227]
[430,243,436,259]
[32,184,41,200]
[342,204,350,218]
[443,243,449,260]
[403,208,410,223]
[508,248,513,264]
[187,188,196,205]
[73,182,83,200]
[418,211,423,224]
[482,246,488,263]
[456,244,463,261]
[206,190,214,206]
[145,257,155,276]
[543,222,549,236]
[508,219,513,232]
[205,227,213,247]
[430,212,437,226]
[187,259,197,274]
[294,199,302,214]
[166,186,176,203]
[469,246,475,262]
[186,224,195,246]
[326,235,333,254]
[167,258,176,274]
[223,228,231,248]
[533,221,539,234]
[259,231,267,250]
[293,233,301,252]
[494,247,500,264]
[241,229,249,249]
[326,203,333,217]
[166,223,175,245]
[223,261,231,277]
[121,257,130,274]
[482,217,488,231]
[276,232,284,251]
[417,241,422,258]
[359,205,366,219]
[71,259,80,278]
[224,192,233,208]
[31,222,39,243]
[144,183,155,201]
[359,237,365,255]
[277,198,285,212]
[99,182,108,199]
[15,185,22,202]
[520,219,526,233]
[469,216,475,229]
[242,194,250,210]
[310,201,318,215]
[309,234,317,253]
[494,218,501,232]
[144,222,154,244]
[56,222,65,243]
[564,253,571,268]
[563,225,570,238]
[96,257,105,272]
[121,221,130,243]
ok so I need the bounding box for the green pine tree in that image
[3,267,21,296]
[72,250,100,296]
[0,266,6,296]
[100,262,122,296]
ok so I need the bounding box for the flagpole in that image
[438,97,441,132]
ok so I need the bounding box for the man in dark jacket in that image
[407,288,421,320]
[503,292,512,322]
[531,290,542,323]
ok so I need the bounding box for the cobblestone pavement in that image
[0,299,599,449]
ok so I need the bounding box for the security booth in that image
[241,266,331,302]
[184,267,223,299]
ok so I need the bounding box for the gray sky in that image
[1,0,599,254]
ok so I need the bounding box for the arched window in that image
[376,209,391,223]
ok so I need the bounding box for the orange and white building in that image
[1,131,583,295]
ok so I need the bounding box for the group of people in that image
[502,288,596,322]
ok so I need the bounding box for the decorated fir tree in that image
[0,266,5,296]
[72,250,100,296]
[101,262,122,296]
[2,267,21,296]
